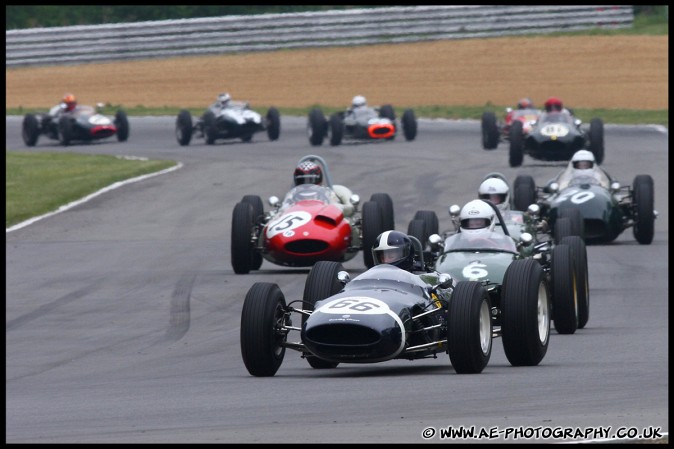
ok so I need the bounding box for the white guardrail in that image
[6,5,633,67]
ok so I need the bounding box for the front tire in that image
[588,118,604,164]
[370,193,394,232]
[307,108,326,146]
[447,281,492,374]
[329,113,343,146]
[501,259,551,366]
[58,115,72,146]
[361,201,383,268]
[551,243,578,334]
[560,236,589,329]
[175,110,193,146]
[632,175,655,244]
[509,119,524,167]
[202,110,217,145]
[240,282,288,377]
[22,113,40,146]
[481,111,499,149]
[401,109,417,141]
[266,107,281,141]
[513,175,536,211]
[115,110,129,142]
[231,201,256,274]
[241,195,265,270]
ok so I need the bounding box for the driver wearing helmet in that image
[49,93,77,118]
[372,230,416,271]
[517,97,534,110]
[351,95,367,109]
[555,150,610,189]
[214,92,232,109]
[284,160,355,217]
[478,177,510,211]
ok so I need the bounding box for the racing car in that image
[307,102,417,146]
[508,109,604,167]
[481,106,541,150]
[409,199,587,335]
[512,168,656,246]
[22,105,129,146]
[175,100,280,145]
[231,154,394,274]
[240,234,551,377]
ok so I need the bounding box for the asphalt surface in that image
[5,115,669,443]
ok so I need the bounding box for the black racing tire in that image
[22,113,40,146]
[329,113,343,146]
[513,175,536,212]
[447,281,492,374]
[481,111,499,150]
[241,195,265,270]
[240,282,287,377]
[551,243,578,335]
[307,108,327,146]
[302,261,344,369]
[632,174,655,245]
[553,217,572,244]
[266,107,281,141]
[413,210,439,238]
[361,201,383,268]
[558,208,584,240]
[231,201,255,274]
[407,219,427,247]
[401,109,417,141]
[114,110,130,142]
[175,109,193,146]
[379,104,396,121]
[370,193,395,232]
[202,110,218,145]
[509,119,524,167]
[560,236,589,329]
[58,115,72,146]
[501,258,551,366]
[588,118,604,164]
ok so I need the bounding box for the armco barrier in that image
[6,5,633,67]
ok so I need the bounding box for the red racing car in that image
[231,154,395,273]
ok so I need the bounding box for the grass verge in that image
[6,151,177,229]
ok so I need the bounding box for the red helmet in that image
[293,161,323,185]
[544,97,563,112]
[517,97,533,109]
[62,93,77,112]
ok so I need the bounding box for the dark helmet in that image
[62,93,77,112]
[544,97,563,112]
[293,161,323,185]
[517,97,533,109]
[372,230,415,271]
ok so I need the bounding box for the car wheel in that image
[114,110,130,142]
[22,113,40,146]
[557,208,584,241]
[481,111,499,149]
[58,115,72,146]
[407,219,427,247]
[560,236,589,329]
[266,107,281,141]
[202,110,217,144]
[329,113,343,146]
[501,258,550,366]
[509,120,524,167]
[175,110,193,146]
[513,175,536,211]
[231,201,256,274]
[413,210,439,238]
[241,195,265,270]
[240,282,288,377]
[379,104,396,121]
[370,193,395,232]
[302,261,344,369]
[401,109,417,141]
[551,243,578,335]
[632,174,655,244]
[447,281,492,374]
[361,201,383,268]
[588,118,604,164]
[307,108,326,146]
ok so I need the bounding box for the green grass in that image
[6,151,177,228]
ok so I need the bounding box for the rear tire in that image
[513,175,536,211]
[266,107,281,141]
[560,236,589,329]
[379,104,396,121]
[329,113,343,146]
[551,243,578,334]
[202,110,217,145]
[588,118,604,164]
[115,110,129,142]
[241,195,265,270]
[413,210,439,238]
[401,109,417,141]
[231,202,255,274]
[370,193,394,232]
[361,201,383,268]
[509,120,524,167]
[632,175,655,244]
[307,108,326,146]
[58,115,72,146]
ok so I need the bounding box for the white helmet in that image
[478,177,510,211]
[571,150,595,170]
[459,200,495,235]
[352,95,367,108]
[218,92,231,107]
